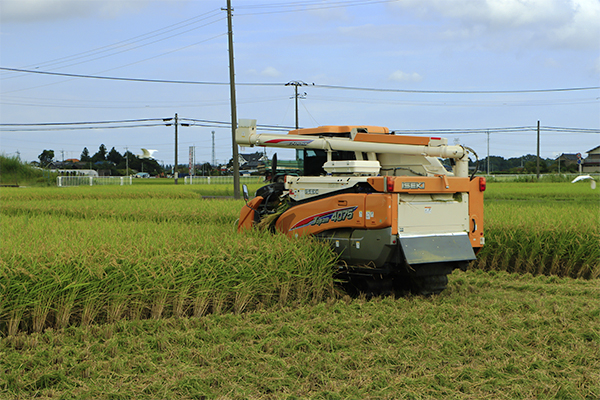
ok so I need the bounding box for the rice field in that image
[0,181,598,337]
[473,181,599,279]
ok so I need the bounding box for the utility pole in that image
[212,130,216,167]
[225,0,240,199]
[286,81,308,130]
[125,146,129,176]
[536,120,540,180]
[486,130,490,175]
[175,113,179,185]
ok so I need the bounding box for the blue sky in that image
[1,0,599,166]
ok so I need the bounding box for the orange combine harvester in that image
[237,120,485,295]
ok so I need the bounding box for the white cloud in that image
[388,70,422,82]
[390,0,600,49]
[260,67,282,78]
[0,0,96,22]
[0,0,183,23]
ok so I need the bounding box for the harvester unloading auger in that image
[237,119,485,295]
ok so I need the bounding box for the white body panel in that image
[397,193,470,235]
[323,160,381,175]
[285,176,370,201]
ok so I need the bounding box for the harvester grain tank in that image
[237,119,485,295]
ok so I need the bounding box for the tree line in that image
[473,154,580,174]
[36,145,224,177]
[36,145,580,177]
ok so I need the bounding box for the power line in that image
[43,18,226,73]
[392,126,600,135]
[0,94,285,110]
[541,126,600,133]
[235,0,400,15]
[0,10,223,77]
[308,94,600,107]
[0,67,282,87]
[2,67,598,94]
[312,83,600,94]
[0,124,167,132]
[180,118,294,131]
[0,118,165,126]
[2,118,597,135]
[1,17,226,95]
[0,117,294,132]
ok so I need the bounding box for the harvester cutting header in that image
[236,119,485,295]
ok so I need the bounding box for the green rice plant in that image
[473,184,599,278]
[0,192,338,335]
[484,180,600,203]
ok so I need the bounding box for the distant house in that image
[555,153,579,172]
[583,145,600,173]
[556,153,579,165]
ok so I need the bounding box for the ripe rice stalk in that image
[7,308,24,337]
[233,288,253,315]
[80,295,103,327]
[589,262,600,280]
[255,202,290,231]
[173,285,191,318]
[501,246,515,272]
[278,281,291,306]
[107,296,128,324]
[127,298,146,321]
[192,293,210,318]
[151,291,169,320]
[55,299,74,330]
[211,292,229,315]
[31,284,57,333]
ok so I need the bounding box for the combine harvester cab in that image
[237,119,485,295]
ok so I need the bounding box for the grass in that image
[0,270,598,399]
[0,155,56,187]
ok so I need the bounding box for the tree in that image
[91,144,107,163]
[38,149,54,167]
[107,147,123,164]
[199,162,213,175]
[80,147,91,162]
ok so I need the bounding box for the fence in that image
[184,176,265,185]
[57,176,133,187]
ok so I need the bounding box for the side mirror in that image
[242,184,249,202]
